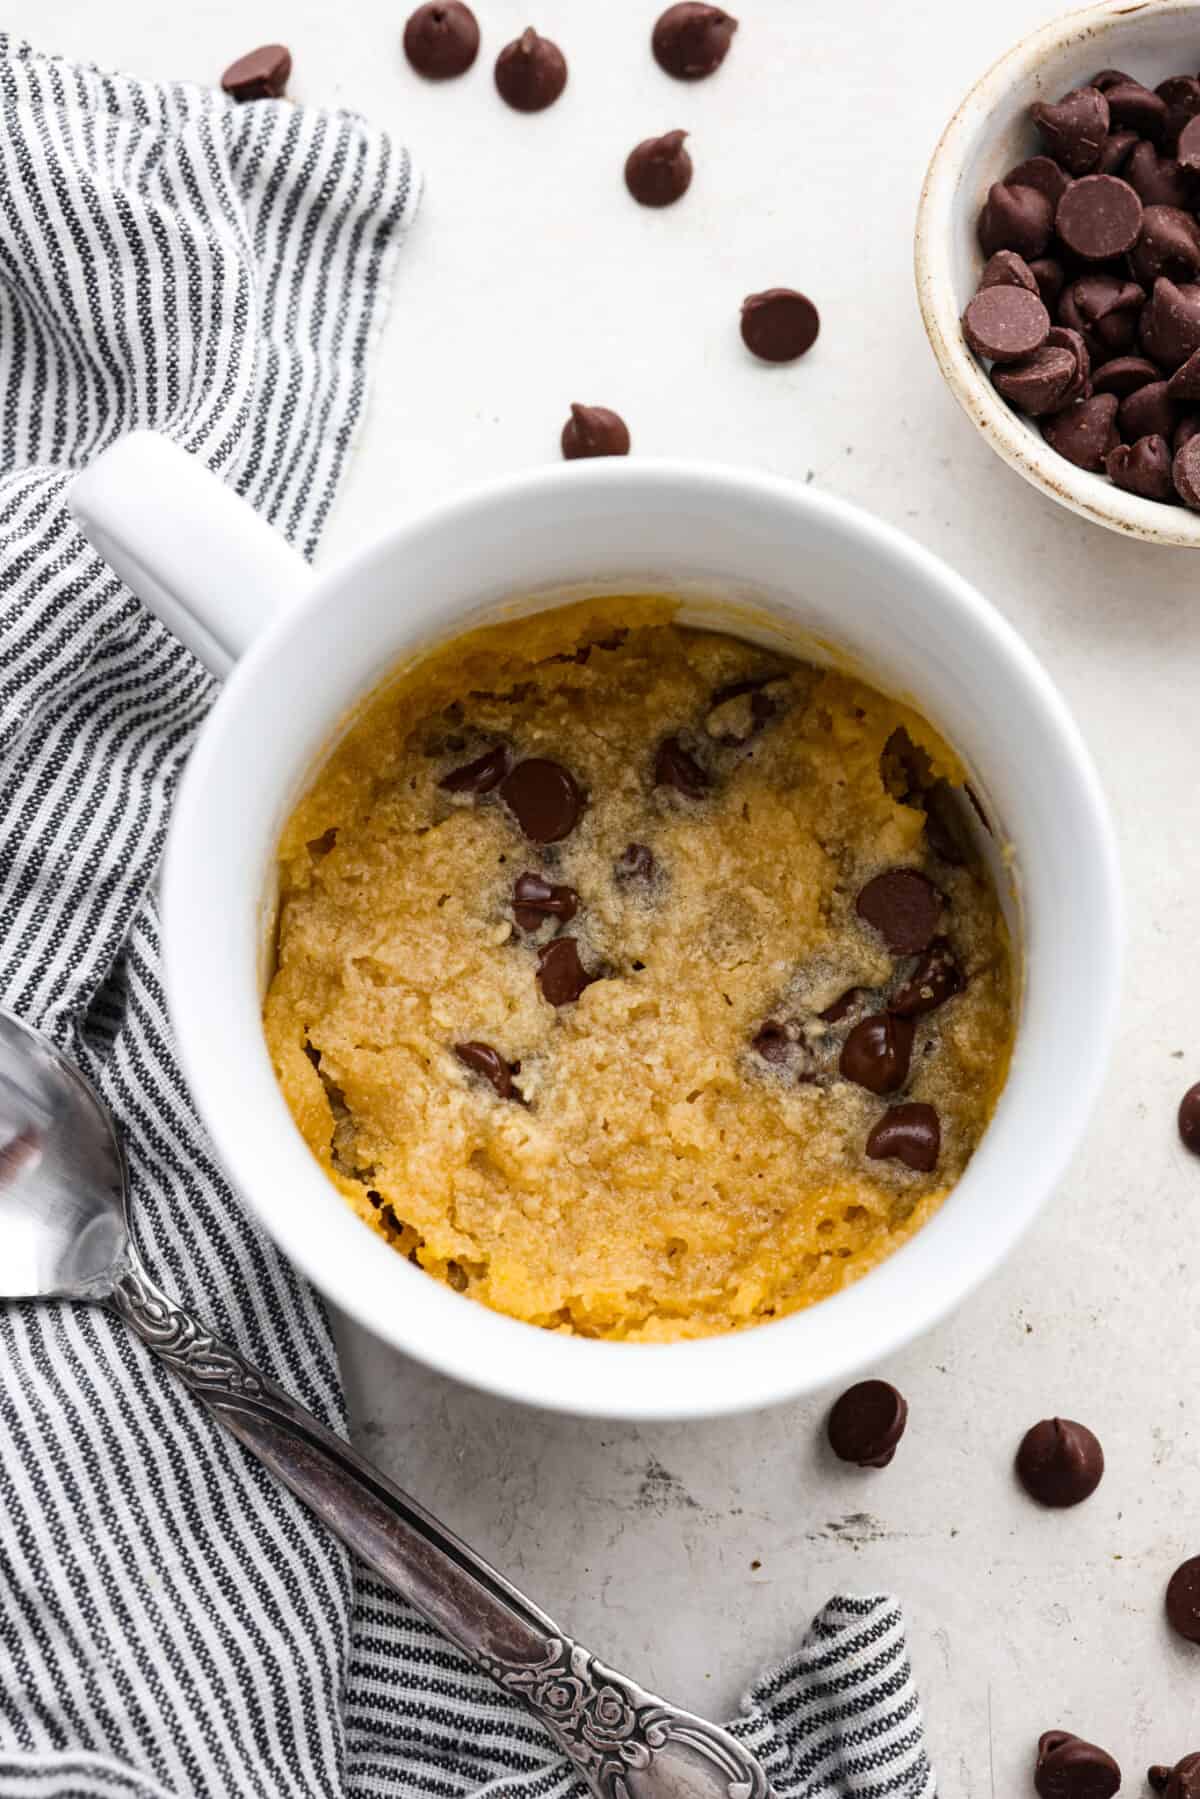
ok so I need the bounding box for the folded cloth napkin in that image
[0,36,935,1799]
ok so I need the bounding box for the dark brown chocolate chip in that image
[1119,379,1175,442]
[1130,205,1200,286]
[439,743,510,793]
[992,344,1078,415]
[963,286,1050,362]
[1169,346,1200,399]
[1104,80,1168,141]
[977,181,1055,260]
[827,1379,908,1469]
[561,403,631,459]
[499,758,583,842]
[494,27,567,111]
[865,1103,940,1173]
[923,782,971,864]
[536,936,594,1006]
[1004,155,1073,207]
[1045,327,1092,405]
[1096,130,1138,175]
[1106,435,1176,501]
[1178,1080,1200,1151]
[1174,433,1200,507]
[616,842,656,882]
[856,869,942,955]
[512,871,578,931]
[1089,67,1134,93]
[1091,354,1160,397]
[1059,275,1143,360]
[654,735,710,797]
[455,1040,519,1100]
[1016,1418,1104,1506]
[1055,174,1142,260]
[1177,412,1200,450]
[1030,257,1067,309]
[752,1019,798,1065]
[403,3,480,78]
[1179,114,1200,171]
[220,43,291,101]
[1042,393,1120,472]
[1149,1769,1173,1796]
[625,130,693,206]
[979,250,1038,292]
[1168,1557,1200,1642]
[1032,87,1110,175]
[1150,1754,1200,1799]
[1159,75,1200,148]
[651,3,737,79]
[820,987,863,1024]
[1034,1731,1121,1799]
[1126,141,1193,210]
[740,288,820,362]
[1141,276,1200,368]
[839,1013,914,1095]
[891,939,963,1017]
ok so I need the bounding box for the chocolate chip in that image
[1016,1418,1104,1506]
[1091,354,1160,397]
[1179,115,1200,171]
[891,939,963,1017]
[1004,155,1073,208]
[740,288,820,362]
[1045,327,1092,404]
[1169,346,1200,399]
[1149,1770,1173,1796]
[923,782,971,863]
[1150,1754,1200,1799]
[500,758,583,842]
[1041,393,1120,472]
[1126,141,1193,210]
[536,936,594,1006]
[752,1019,797,1065]
[820,987,863,1024]
[1177,413,1200,451]
[625,130,693,206]
[992,343,1078,415]
[1059,275,1143,360]
[1034,1731,1121,1799]
[1089,68,1134,93]
[1106,435,1176,501]
[1032,87,1110,175]
[1130,205,1200,286]
[1158,75,1200,149]
[220,43,291,101]
[977,181,1054,260]
[1104,80,1168,141]
[403,3,480,78]
[455,1040,520,1100]
[1096,130,1138,174]
[856,869,943,955]
[865,1103,940,1172]
[654,735,710,797]
[512,871,579,931]
[1055,174,1142,260]
[651,3,737,79]
[439,743,510,793]
[979,250,1038,292]
[1141,277,1200,369]
[1119,379,1175,442]
[839,1013,914,1095]
[561,404,631,459]
[1174,433,1200,508]
[616,842,656,882]
[826,1380,908,1468]
[1177,1080,1200,1152]
[962,286,1050,362]
[494,28,567,112]
[1168,1556,1200,1642]
[1030,257,1067,309]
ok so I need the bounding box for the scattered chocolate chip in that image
[977,181,1055,260]
[1091,354,1160,398]
[1106,435,1176,501]
[536,936,594,1006]
[992,343,1078,415]
[654,735,710,797]
[455,1040,520,1100]
[826,1379,908,1468]
[1177,1080,1200,1152]
[1130,205,1200,286]
[856,869,943,955]
[865,1102,940,1172]
[1174,433,1200,508]
[1119,379,1175,442]
[962,286,1050,362]
[651,3,737,79]
[740,288,820,362]
[839,1013,915,1095]
[1004,155,1073,207]
[403,3,480,78]
[1126,140,1193,209]
[616,842,656,883]
[1032,87,1110,176]
[1104,79,1168,141]
[1169,1557,1200,1642]
[891,939,963,1017]
[1041,393,1120,471]
[1016,1418,1104,1506]
[979,250,1038,292]
[1141,277,1200,369]
[512,871,579,931]
[1030,257,1067,309]
[1055,174,1142,260]
[1097,130,1138,174]
[1150,1754,1200,1799]
[500,758,583,842]
[820,987,863,1024]
[494,27,567,112]
[1169,346,1200,399]
[1034,1731,1121,1799]
[561,403,631,459]
[439,743,510,793]
[221,43,291,101]
[1179,114,1200,172]
[625,129,693,206]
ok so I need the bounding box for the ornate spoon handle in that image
[108,1262,772,1799]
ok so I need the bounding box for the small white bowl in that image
[917,0,1200,547]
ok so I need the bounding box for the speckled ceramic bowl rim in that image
[915,0,1200,547]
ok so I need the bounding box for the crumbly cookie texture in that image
[264,597,1013,1341]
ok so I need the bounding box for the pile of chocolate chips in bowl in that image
[961,65,1200,508]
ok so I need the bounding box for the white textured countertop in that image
[21,0,1200,1787]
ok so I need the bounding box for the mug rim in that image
[162,459,1121,1419]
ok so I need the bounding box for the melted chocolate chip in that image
[651,3,737,79]
[827,1379,909,1468]
[454,1040,520,1100]
[752,1019,795,1065]
[561,403,631,459]
[1178,1081,1200,1152]
[856,869,943,955]
[616,842,656,883]
[1016,1418,1104,1506]
[500,758,583,842]
[536,936,594,1006]
[890,939,963,1017]
[654,736,710,798]
[439,743,510,793]
[221,43,291,100]
[1167,1557,1200,1642]
[1034,1732,1121,1799]
[820,987,862,1024]
[740,289,820,362]
[625,130,693,207]
[865,1103,940,1173]
[403,3,480,78]
[923,781,971,864]
[512,871,579,931]
[494,27,567,111]
[839,1013,914,1095]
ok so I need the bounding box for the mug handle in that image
[68,431,315,678]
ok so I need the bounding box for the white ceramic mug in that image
[68,432,1121,1420]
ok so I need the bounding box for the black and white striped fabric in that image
[0,35,935,1799]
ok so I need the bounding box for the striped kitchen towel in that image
[0,34,934,1799]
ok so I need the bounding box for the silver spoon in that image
[0,1005,771,1799]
